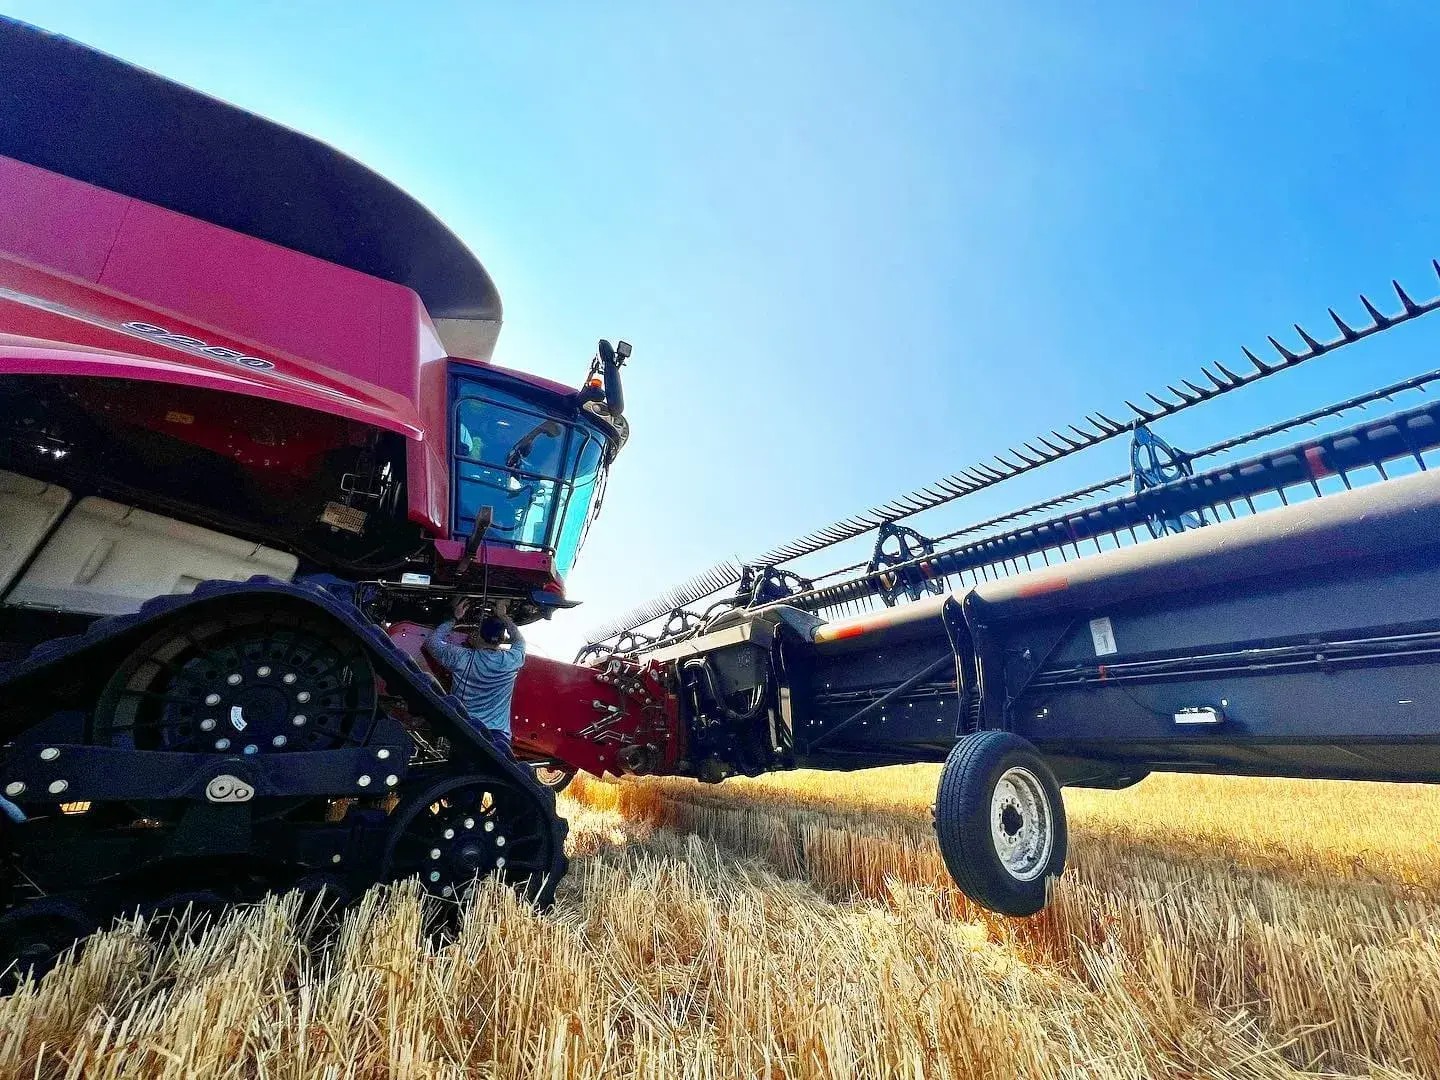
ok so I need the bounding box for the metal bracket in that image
[737,564,814,607]
[867,521,946,606]
[1131,422,1205,535]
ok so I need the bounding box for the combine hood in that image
[0,15,500,360]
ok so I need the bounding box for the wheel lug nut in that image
[464,817,475,830]
[227,674,242,685]
[357,775,372,787]
[257,665,271,677]
[205,693,221,706]
[5,782,24,797]
[272,735,287,748]
[200,718,216,731]
[296,691,311,703]
[484,821,494,833]
[443,828,455,840]
[429,871,441,883]
[495,836,506,847]
[293,715,307,726]
[430,848,442,860]
[283,673,296,684]
[385,774,398,786]
[495,857,505,869]
[48,780,68,795]
[243,744,258,755]
[215,738,231,750]
[40,747,59,761]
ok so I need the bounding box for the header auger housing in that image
[580,265,1440,916]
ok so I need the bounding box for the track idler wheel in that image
[383,774,564,905]
[0,898,96,984]
[933,731,1068,917]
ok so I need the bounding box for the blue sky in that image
[13,1,1440,655]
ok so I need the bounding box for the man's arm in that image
[499,613,526,668]
[424,618,464,673]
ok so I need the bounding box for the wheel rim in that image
[383,776,557,900]
[990,766,1054,882]
[532,766,574,790]
[95,612,375,754]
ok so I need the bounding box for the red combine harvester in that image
[8,20,1440,972]
[0,19,680,966]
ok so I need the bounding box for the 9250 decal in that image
[123,321,275,370]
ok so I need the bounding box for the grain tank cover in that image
[0,16,501,355]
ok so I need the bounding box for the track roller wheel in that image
[0,898,96,984]
[933,731,1067,917]
[383,774,564,906]
[531,765,577,793]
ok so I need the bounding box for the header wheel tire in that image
[531,765,576,792]
[933,731,1067,917]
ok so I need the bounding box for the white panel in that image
[7,497,298,615]
[0,470,72,596]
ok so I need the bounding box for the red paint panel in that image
[1305,445,1333,479]
[1016,576,1070,597]
[100,197,420,396]
[387,622,680,777]
[816,621,872,643]
[0,156,128,281]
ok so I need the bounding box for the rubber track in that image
[0,575,569,904]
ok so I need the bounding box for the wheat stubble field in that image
[2,769,1437,1079]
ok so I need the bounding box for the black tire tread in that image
[933,730,1066,917]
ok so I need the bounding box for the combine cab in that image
[0,18,672,969]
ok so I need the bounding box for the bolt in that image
[272,735,287,748]
[357,775,372,787]
[205,693,221,706]
[296,691,311,703]
[257,665,271,677]
[5,782,24,797]
[293,714,307,726]
[48,779,68,795]
[227,673,243,686]
[216,738,231,750]
[40,747,59,762]
[201,718,217,731]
